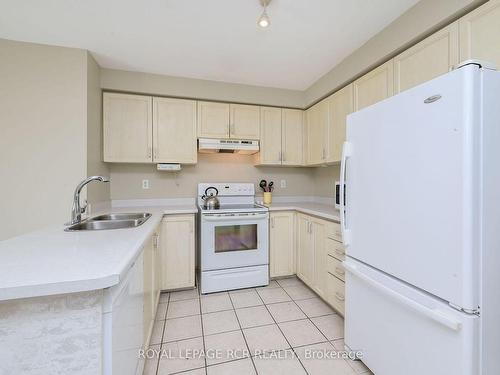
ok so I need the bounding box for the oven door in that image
[201,212,269,270]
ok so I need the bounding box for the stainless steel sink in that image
[89,213,152,221]
[65,212,151,231]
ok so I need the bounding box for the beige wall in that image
[109,154,316,200]
[312,165,340,198]
[86,53,110,204]
[100,68,305,108]
[304,0,487,106]
[0,39,89,240]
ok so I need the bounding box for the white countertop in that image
[0,204,197,301]
[261,201,340,222]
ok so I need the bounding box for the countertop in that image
[260,201,340,222]
[0,204,198,301]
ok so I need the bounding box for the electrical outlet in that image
[142,179,150,189]
[280,179,287,188]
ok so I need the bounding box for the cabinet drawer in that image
[326,238,345,261]
[327,255,345,282]
[327,273,345,316]
[327,222,342,242]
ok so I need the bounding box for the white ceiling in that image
[0,0,419,90]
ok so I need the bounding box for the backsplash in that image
[109,153,323,199]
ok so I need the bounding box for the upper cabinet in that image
[394,23,459,94]
[258,107,304,166]
[153,97,197,164]
[306,98,329,165]
[326,84,353,163]
[197,102,260,139]
[259,107,282,164]
[104,92,197,164]
[281,108,304,166]
[306,84,353,165]
[197,101,230,138]
[230,104,260,139]
[103,93,153,163]
[353,60,394,111]
[459,0,500,68]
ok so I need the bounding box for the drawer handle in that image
[335,248,345,256]
[335,292,345,302]
[335,267,345,276]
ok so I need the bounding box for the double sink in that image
[65,213,151,231]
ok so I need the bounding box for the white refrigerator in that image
[340,63,500,375]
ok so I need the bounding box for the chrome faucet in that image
[67,176,110,225]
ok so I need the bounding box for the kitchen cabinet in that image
[269,211,295,277]
[258,107,304,166]
[306,98,329,165]
[326,84,353,163]
[103,92,153,163]
[297,214,315,286]
[153,97,197,164]
[197,101,260,139]
[230,104,260,139]
[159,214,195,290]
[143,227,161,345]
[394,23,459,94]
[311,217,327,298]
[259,107,282,164]
[197,101,230,138]
[296,213,345,315]
[353,59,394,111]
[282,108,304,165]
[142,235,154,344]
[459,0,500,68]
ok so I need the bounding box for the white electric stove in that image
[197,183,269,294]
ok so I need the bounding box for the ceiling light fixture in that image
[258,0,271,28]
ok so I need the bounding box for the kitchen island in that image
[0,204,197,375]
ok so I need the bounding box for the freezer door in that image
[344,258,479,375]
[343,65,481,310]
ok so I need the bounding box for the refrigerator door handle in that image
[343,261,462,332]
[340,141,352,245]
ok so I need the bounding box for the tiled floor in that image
[144,276,373,375]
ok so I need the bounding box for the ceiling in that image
[0,0,419,90]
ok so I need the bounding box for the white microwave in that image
[335,181,341,209]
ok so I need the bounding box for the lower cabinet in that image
[295,213,345,316]
[269,211,295,277]
[297,214,315,286]
[159,214,195,290]
[142,226,161,345]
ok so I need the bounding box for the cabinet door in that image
[459,0,500,68]
[353,60,394,111]
[306,99,328,165]
[197,101,230,138]
[230,104,260,139]
[394,23,459,94]
[103,93,153,163]
[259,107,282,165]
[326,84,353,163]
[160,215,195,290]
[282,109,304,166]
[142,236,154,344]
[296,214,315,286]
[311,218,327,298]
[270,212,295,277]
[153,97,197,164]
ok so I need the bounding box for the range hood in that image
[198,138,259,154]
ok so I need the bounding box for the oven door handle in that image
[202,213,269,222]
